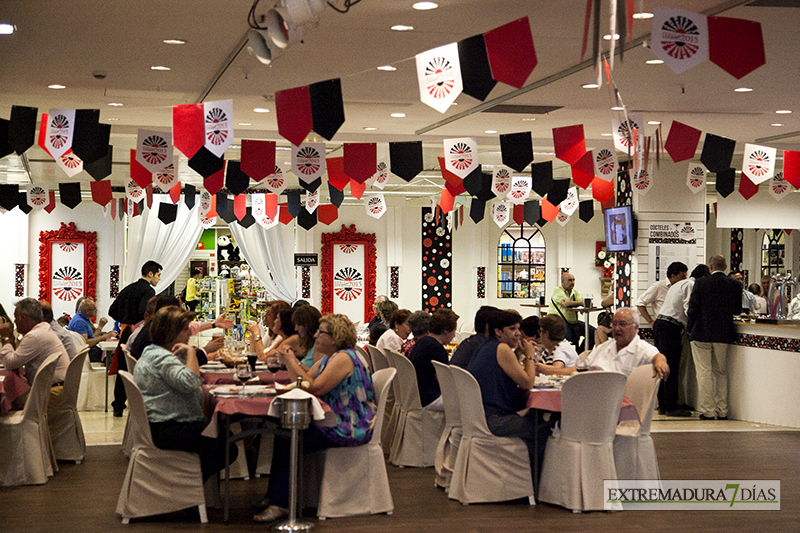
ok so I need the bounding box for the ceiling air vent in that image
[481,104,563,115]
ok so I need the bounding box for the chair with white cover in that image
[115,371,207,524]
[367,344,389,372]
[430,361,462,490]
[447,366,535,505]
[77,335,114,412]
[354,345,372,374]
[121,345,136,457]
[49,347,90,463]
[304,368,396,519]
[367,345,394,451]
[538,371,627,512]
[0,353,60,486]
[614,365,660,480]
[384,349,445,467]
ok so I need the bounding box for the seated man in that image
[68,298,116,362]
[449,305,499,369]
[467,310,554,483]
[547,272,594,351]
[535,314,579,376]
[408,308,459,411]
[584,307,669,379]
[0,298,70,410]
[41,300,78,360]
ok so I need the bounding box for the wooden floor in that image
[1,431,798,532]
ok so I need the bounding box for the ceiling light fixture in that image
[377,65,396,71]
[108,102,123,107]
[601,133,613,136]
[150,65,171,71]
[247,0,326,65]
[582,83,599,89]
[611,106,625,111]
[646,59,663,64]
[238,122,252,126]
[105,118,119,121]
[734,87,752,92]
[603,33,620,41]
[413,2,438,10]
[647,121,661,125]
[48,84,66,89]
[363,127,378,131]
[521,118,536,121]
[391,25,414,31]
[484,130,497,134]
[771,123,785,127]
[776,110,792,114]
[162,39,187,45]
[253,108,270,113]
[632,12,653,19]
[0,23,14,34]
[390,113,406,118]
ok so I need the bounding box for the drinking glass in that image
[235,362,252,396]
[266,355,281,387]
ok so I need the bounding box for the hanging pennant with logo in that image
[136,129,173,174]
[556,212,570,227]
[305,189,319,213]
[372,161,388,189]
[770,172,789,201]
[264,165,287,194]
[443,137,479,179]
[125,179,144,202]
[203,99,233,157]
[492,201,511,228]
[507,176,532,204]
[364,193,387,219]
[416,42,463,113]
[45,109,76,159]
[560,186,579,216]
[612,114,644,154]
[331,243,367,320]
[742,143,776,184]
[199,188,212,214]
[26,185,50,210]
[650,7,709,74]
[291,142,327,183]
[492,165,513,198]
[686,163,706,194]
[633,165,653,196]
[56,151,83,177]
[153,163,178,191]
[592,142,618,181]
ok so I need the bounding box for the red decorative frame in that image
[321,224,376,320]
[38,222,97,302]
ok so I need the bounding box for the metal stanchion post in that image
[273,395,314,533]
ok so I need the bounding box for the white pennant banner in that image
[560,186,579,216]
[592,142,619,181]
[416,42,463,114]
[45,109,76,159]
[56,151,83,177]
[770,172,790,201]
[199,188,212,213]
[742,143,777,184]
[443,137,479,179]
[200,211,216,229]
[291,142,326,183]
[125,179,145,202]
[633,165,653,196]
[203,99,234,157]
[686,163,706,194]
[252,192,265,218]
[507,176,532,204]
[305,189,319,213]
[136,129,173,174]
[492,201,511,228]
[364,193,387,219]
[372,161,388,189]
[26,185,49,210]
[153,163,178,191]
[612,114,645,155]
[492,165,513,198]
[556,212,570,227]
[651,7,709,75]
[264,165,287,194]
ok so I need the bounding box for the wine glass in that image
[266,355,281,387]
[235,361,252,396]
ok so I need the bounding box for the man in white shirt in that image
[635,262,688,326]
[585,307,669,379]
[653,264,711,416]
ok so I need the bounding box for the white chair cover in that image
[49,348,89,463]
[304,368,396,519]
[121,345,136,457]
[115,371,207,523]
[354,345,372,374]
[614,365,661,480]
[367,344,389,372]
[367,345,394,452]
[0,353,60,486]
[431,361,463,490]
[447,366,535,505]
[77,348,114,412]
[384,349,444,467]
[538,371,627,512]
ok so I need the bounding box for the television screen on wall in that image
[603,205,636,252]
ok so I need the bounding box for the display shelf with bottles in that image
[497,224,546,299]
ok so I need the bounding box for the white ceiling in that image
[1,0,799,202]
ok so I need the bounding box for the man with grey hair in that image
[583,307,670,379]
[368,295,389,329]
[0,298,70,409]
[41,300,78,360]
[68,297,116,362]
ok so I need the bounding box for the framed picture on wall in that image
[38,222,97,320]
[320,224,376,324]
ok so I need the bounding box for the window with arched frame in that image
[497,224,546,299]
[761,229,785,278]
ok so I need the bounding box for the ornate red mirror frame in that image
[320,224,376,319]
[38,222,97,302]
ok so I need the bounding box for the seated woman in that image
[403,310,430,357]
[248,307,296,361]
[408,308,459,411]
[375,309,412,354]
[534,314,579,376]
[285,304,322,368]
[255,313,376,522]
[134,305,237,481]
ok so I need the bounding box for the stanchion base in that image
[272,519,314,532]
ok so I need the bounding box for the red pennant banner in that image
[44,190,56,213]
[571,151,595,189]
[275,85,313,147]
[241,140,276,181]
[265,193,278,220]
[279,203,294,224]
[439,188,455,213]
[708,16,766,80]
[437,156,466,193]
[206,194,218,218]
[541,197,558,222]
[172,103,205,159]
[553,124,586,165]
[317,204,338,225]
[169,182,181,204]
[90,179,112,206]
[233,194,246,221]
[513,203,525,225]
[37,113,52,157]
[130,149,153,188]
[783,150,800,189]
[326,157,349,190]
[349,179,366,200]
[205,164,225,195]
[145,185,153,209]
[738,173,759,200]
[591,175,615,204]
[344,143,377,184]
[665,121,702,163]
[484,16,537,89]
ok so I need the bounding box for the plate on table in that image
[210,385,242,397]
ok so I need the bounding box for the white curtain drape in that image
[125,195,203,293]
[229,222,296,302]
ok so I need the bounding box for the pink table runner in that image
[0,369,30,414]
[527,389,639,422]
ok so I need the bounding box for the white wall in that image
[0,208,29,316]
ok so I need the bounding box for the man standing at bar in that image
[108,260,162,417]
[687,255,741,421]
[635,261,688,327]
[547,271,594,351]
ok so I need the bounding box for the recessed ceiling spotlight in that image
[521,118,536,121]
[108,102,123,107]
[611,106,625,111]
[776,110,792,114]
[413,2,438,10]
[162,38,187,45]
[646,59,663,65]
[601,133,613,136]
[390,112,406,118]
[632,12,654,19]
[484,130,497,134]
[48,84,66,89]
[582,83,599,89]
[150,65,171,71]
[0,23,14,35]
[391,25,414,31]
[603,33,620,41]
[363,127,378,131]
[647,121,661,125]
[377,65,396,71]
[734,87,753,92]
[238,122,252,126]
[253,108,270,113]
[105,118,119,121]
[771,123,785,127]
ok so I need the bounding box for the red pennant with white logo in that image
[742,143,776,184]
[203,99,234,158]
[291,142,326,183]
[45,109,76,159]
[136,129,173,174]
[416,43,463,113]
